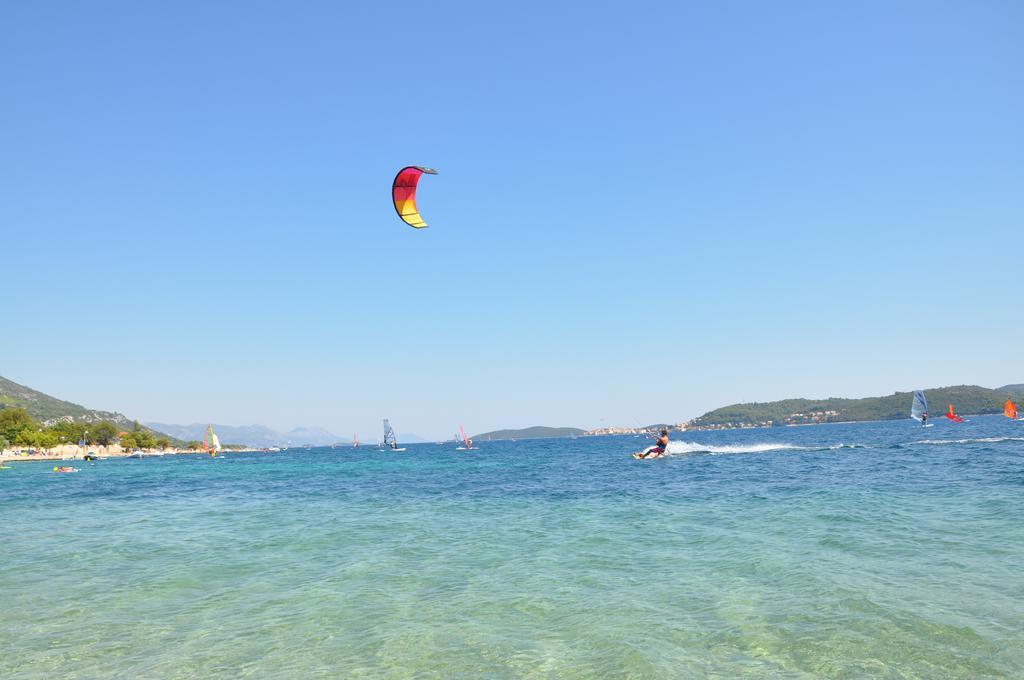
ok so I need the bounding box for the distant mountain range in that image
[689,384,1023,429]
[472,426,585,440]
[145,423,344,447]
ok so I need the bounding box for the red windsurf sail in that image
[945,404,964,423]
[1006,399,1019,420]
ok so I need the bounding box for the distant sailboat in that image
[353,433,359,448]
[204,424,222,457]
[911,391,930,426]
[457,424,474,450]
[944,404,964,423]
[1005,399,1020,420]
[382,418,405,451]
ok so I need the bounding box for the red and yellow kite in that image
[392,166,438,228]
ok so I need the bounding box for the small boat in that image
[53,466,79,473]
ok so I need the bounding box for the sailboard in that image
[1006,399,1020,420]
[944,404,964,423]
[911,391,929,425]
[205,424,222,457]
[456,424,474,450]
[382,419,405,451]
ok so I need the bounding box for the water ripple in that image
[1,416,1022,677]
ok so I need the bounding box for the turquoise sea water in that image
[2,417,1023,678]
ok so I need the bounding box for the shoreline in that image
[0,445,204,463]
[1,444,267,463]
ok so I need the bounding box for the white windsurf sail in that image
[382,419,398,450]
[911,391,928,422]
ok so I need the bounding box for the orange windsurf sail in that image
[944,404,964,423]
[1005,399,1018,419]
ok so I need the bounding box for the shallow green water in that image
[2,418,1022,677]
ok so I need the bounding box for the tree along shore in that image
[0,407,200,456]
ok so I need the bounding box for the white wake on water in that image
[911,436,1024,446]
[662,441,865,456]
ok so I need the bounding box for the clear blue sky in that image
[4,1,1021,440]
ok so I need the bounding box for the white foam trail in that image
[911,436,1024,446]
[664,441,802,456]
[658,441,871,456]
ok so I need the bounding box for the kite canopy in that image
[392,166,438,228]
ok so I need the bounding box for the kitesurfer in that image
[639,430,670,459]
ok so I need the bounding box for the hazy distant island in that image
[146,422,344,448]
[473,426,586,440]
[686,384,1024,430]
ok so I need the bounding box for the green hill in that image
[690,384,1021,429]
[473,426,585,440]
[1000,384,1024,399]
[0,375,177,441]
[0,375,136,425]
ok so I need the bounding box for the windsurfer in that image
[921,412,928,427]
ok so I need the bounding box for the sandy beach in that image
[0,443,202,463]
